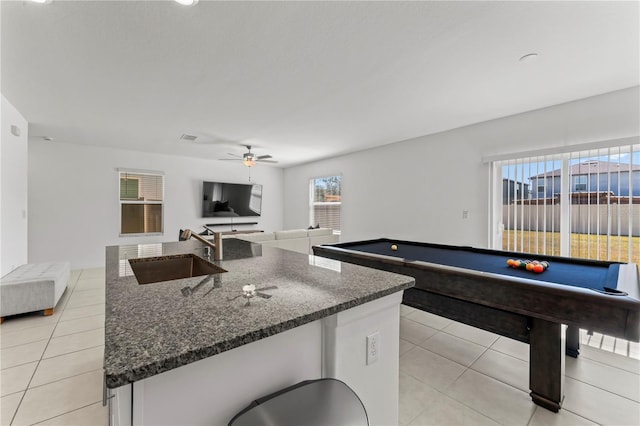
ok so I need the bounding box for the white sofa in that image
[236,228,338,254]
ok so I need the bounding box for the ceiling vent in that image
[180,134,198,142]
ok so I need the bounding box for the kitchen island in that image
[104,239,414,425]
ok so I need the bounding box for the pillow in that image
[213,200,230,212]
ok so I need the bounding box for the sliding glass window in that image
[491,139,640,263]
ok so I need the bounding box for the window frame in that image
[118,169,165,237]
[309,174,342,234]
[487,136,640,262]
[537,179,545,195]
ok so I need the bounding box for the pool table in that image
[313,238,640,412]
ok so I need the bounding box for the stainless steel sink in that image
[128,254,227,285]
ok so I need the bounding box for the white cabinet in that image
[110,292,402,426]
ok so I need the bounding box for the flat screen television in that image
[202,181,263,217]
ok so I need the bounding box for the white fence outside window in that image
[489,137,640,263]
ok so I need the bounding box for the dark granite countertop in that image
[104,239,414,388]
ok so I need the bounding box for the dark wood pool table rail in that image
[313,238,640,412]
[313,239,640,342]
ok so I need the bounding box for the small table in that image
[313,238,640,412]
[201,225,264,236]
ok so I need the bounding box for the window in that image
[310,175,342,233]
[491,139,640,263]
[574,175,587,191]
[537,179,545,195]
[249,184,262,213]
[119,170,164,235]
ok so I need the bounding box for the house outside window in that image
[119,170,164,235]
[310,175,342,233]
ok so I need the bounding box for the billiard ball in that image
[533,264,544,273]
[391,244,398,251]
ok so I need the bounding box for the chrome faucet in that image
[181,229,222,260]
[212,231,223,261]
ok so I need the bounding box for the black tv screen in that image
[202,181,263,217]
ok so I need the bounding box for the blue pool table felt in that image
[346,241,620,292]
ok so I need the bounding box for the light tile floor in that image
[399,306,640,426]
[1,269,107,426]
[1,268,638,425]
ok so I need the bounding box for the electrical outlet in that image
[366,332,380,365]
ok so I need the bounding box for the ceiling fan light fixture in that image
[218,145,277,166]
[243,155,256,167]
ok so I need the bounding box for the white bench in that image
[0,262,70,324]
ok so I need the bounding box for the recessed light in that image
[519,53,539,63]
[30,0,52,4]
[174,0,199,5]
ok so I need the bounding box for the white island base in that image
[109,292,403,426]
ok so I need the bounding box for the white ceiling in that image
[2,0,638,167]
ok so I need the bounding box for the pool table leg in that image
[529,318,564,412]
[566,326,580,358]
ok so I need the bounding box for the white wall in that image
[283,87,640,248]
[28,141,283,269]
[1,95,29,276]
[18,86,640,269]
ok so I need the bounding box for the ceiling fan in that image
[219,145,278,167]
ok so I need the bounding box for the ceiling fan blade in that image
[226,153,243,158]
[218,158,242,161]
[257,155,272,160]
[256,159,278,163]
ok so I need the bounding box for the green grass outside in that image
[502,230,640,264]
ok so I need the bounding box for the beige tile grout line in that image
[399,315,499,426]
[30,401,105,426]
[401,330,547,426]
[402,315,639,425]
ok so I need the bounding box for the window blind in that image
[119,170,164,235]
[495,143,640,263]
